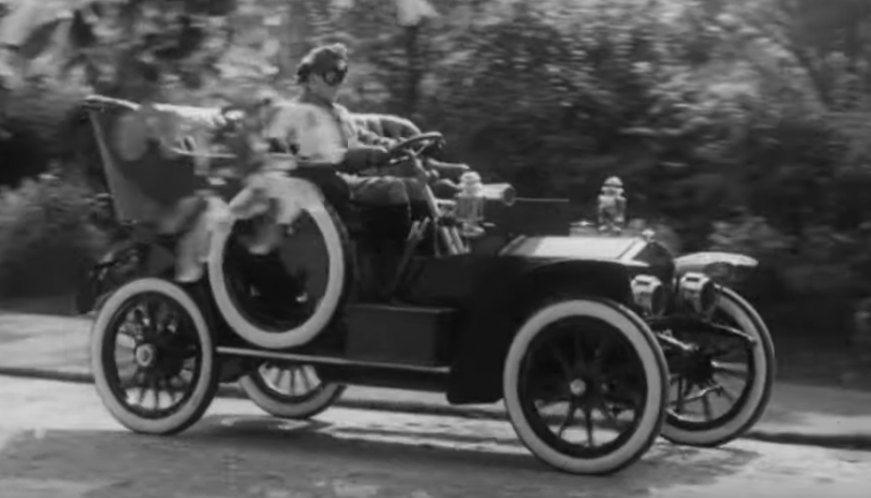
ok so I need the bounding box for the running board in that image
[216,346,451,375]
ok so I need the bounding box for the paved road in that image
[6,311,871,450]
[1,376,870,498]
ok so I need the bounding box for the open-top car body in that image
[77,94,775,476]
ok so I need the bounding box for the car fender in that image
[674,251,758,282]
[446,257,635,405]
[74,239,175,314]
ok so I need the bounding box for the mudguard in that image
[446,256,636,405]
[674,251,758,283]
[74,238,176,315]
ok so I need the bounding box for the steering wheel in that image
[386,132,445,164]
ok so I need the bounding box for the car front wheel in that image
[661,286,776,447]
[503,297,668,475]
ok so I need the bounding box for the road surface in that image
[0,376,869,498]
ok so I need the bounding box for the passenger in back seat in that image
[121,102,233,283]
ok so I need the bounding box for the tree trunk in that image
[280,0,310,81]
[403,23,421,118]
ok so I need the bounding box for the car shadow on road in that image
[0,415,762,497]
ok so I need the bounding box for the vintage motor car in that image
[76,94,775,476]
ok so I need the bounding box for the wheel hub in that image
[685,351,715,384]
[134,344,158,368]
[569,378,588,397]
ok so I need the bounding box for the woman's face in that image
[307,65,347,102]
[310,75,337,101]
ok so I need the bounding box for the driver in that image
[254,43,447,296]
[266,43,465,233]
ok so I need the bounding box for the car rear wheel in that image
[238,361,346,419]
[91,278,219,435]
[503,298,668,475]
[661,286,775,447]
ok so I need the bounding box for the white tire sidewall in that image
[661,287,774,445]
[208,199,345,350]
[503,299,665,475]
[90,278,215,434]
[238,366,344,419]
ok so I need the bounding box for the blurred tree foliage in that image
[3,0,871,311]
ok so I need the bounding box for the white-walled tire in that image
[503,298,668,476]
[208,180,349,350]
[239,362,346,419]
[91,278,219,435]
[661,287,776,447]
